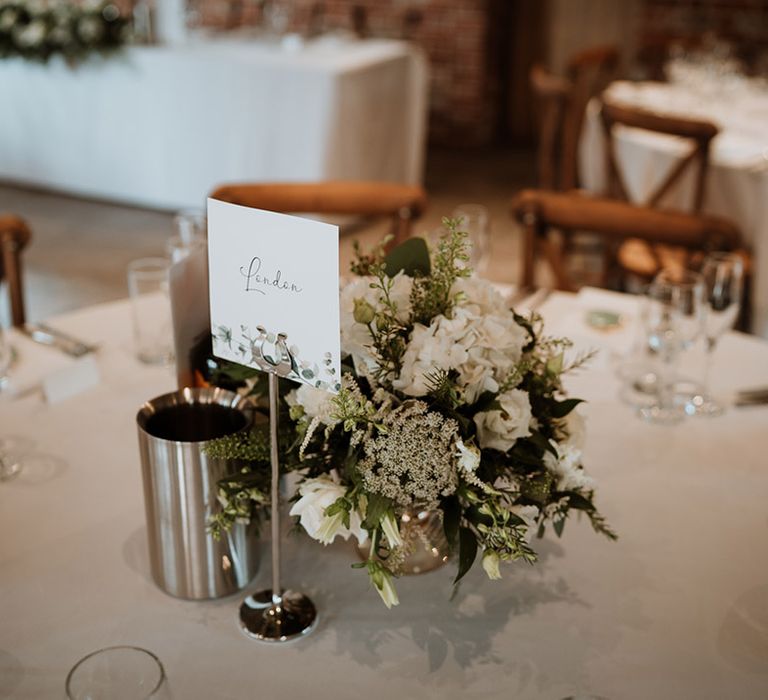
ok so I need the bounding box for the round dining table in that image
[1,291,768,699]
[579,79,768,340]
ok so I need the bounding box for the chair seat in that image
[617,238,691,280]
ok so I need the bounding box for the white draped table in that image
[579,80,768,338]
[0,37,427,210]
[1,293,768,699]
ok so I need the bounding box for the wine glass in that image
[687,252,744,417]
[0,328,23,481]
[638,270,704,425]
[451,204,490,276]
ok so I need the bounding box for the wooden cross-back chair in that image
[209,181,427,248]
[599,100,722,282]
[530,46,620,192]
[0,214,32,327]
[510,189,742,293]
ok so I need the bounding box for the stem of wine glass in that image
[702,336,717,400]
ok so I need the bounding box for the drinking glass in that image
[167,209,206,263]
[638,270,704,425]
[452,204,490,276]
[687,252,744,417]
[66,646,166,700]
[0,325,11,389]
[127,258,174,366]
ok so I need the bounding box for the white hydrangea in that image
[544,441,594,492]
[473,388,533,452]
[452,276,510,316]
[392,303,529,403]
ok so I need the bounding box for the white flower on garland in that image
[544,441,594,492]
[14,20,46,47]
[289,475,368,545]
[473,388,533,452]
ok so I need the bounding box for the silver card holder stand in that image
[239,328,317,642]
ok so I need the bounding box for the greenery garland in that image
[0,1,129,64]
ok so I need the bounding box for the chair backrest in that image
[0,214,31,327]
[209,181,427,246]
[599,101,719,213]
[510,189,741,291]
[561,45,620,190]
[529,64,573,191]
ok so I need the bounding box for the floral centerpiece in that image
[210,221,615,608]
[0,1,129,64]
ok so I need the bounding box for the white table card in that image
[207,199,341,392]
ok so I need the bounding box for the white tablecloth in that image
[2,293,768,699]
[580,80,768,338]
[0,37,428,210]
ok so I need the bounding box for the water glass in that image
[638,270,704,425]
[127,258,174,366]
[66,646,166,700]
[452,204,490,276]
[0,326,11,389]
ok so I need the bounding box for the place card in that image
[207,199,341,393]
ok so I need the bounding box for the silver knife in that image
[21,323,98,358]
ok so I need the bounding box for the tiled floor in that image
[0,147,535,323]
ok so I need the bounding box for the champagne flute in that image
[638,269,704,425]
[688,252,744,417]
[452,204,490,276]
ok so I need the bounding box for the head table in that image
[1,292,767,699]
[0,37,427,211]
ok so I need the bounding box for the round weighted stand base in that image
[239,589,317,643]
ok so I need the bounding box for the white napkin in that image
[1,329,100,403]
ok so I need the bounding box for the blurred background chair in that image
[209,181,428,247]
[510,188,742,294]
[598,101,724,285]
[0,214,32,327]
[530,45,620,193]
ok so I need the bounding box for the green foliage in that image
[454,526,478,584]
[410,218,471,325]
[384,237,431,278]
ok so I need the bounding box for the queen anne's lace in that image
[358,401,459,508]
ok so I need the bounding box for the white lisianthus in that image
[380,511,403,549]
[544,441,594,492]
[482,550,502,580]
[456,439,481,474]
[285,383,337,426]
[371,565,399,608]
[473,388,533,452]
[289,476,368,545]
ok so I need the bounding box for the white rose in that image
[473,388,533,452]
[289,476,368,545]
[544,441,594,492]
